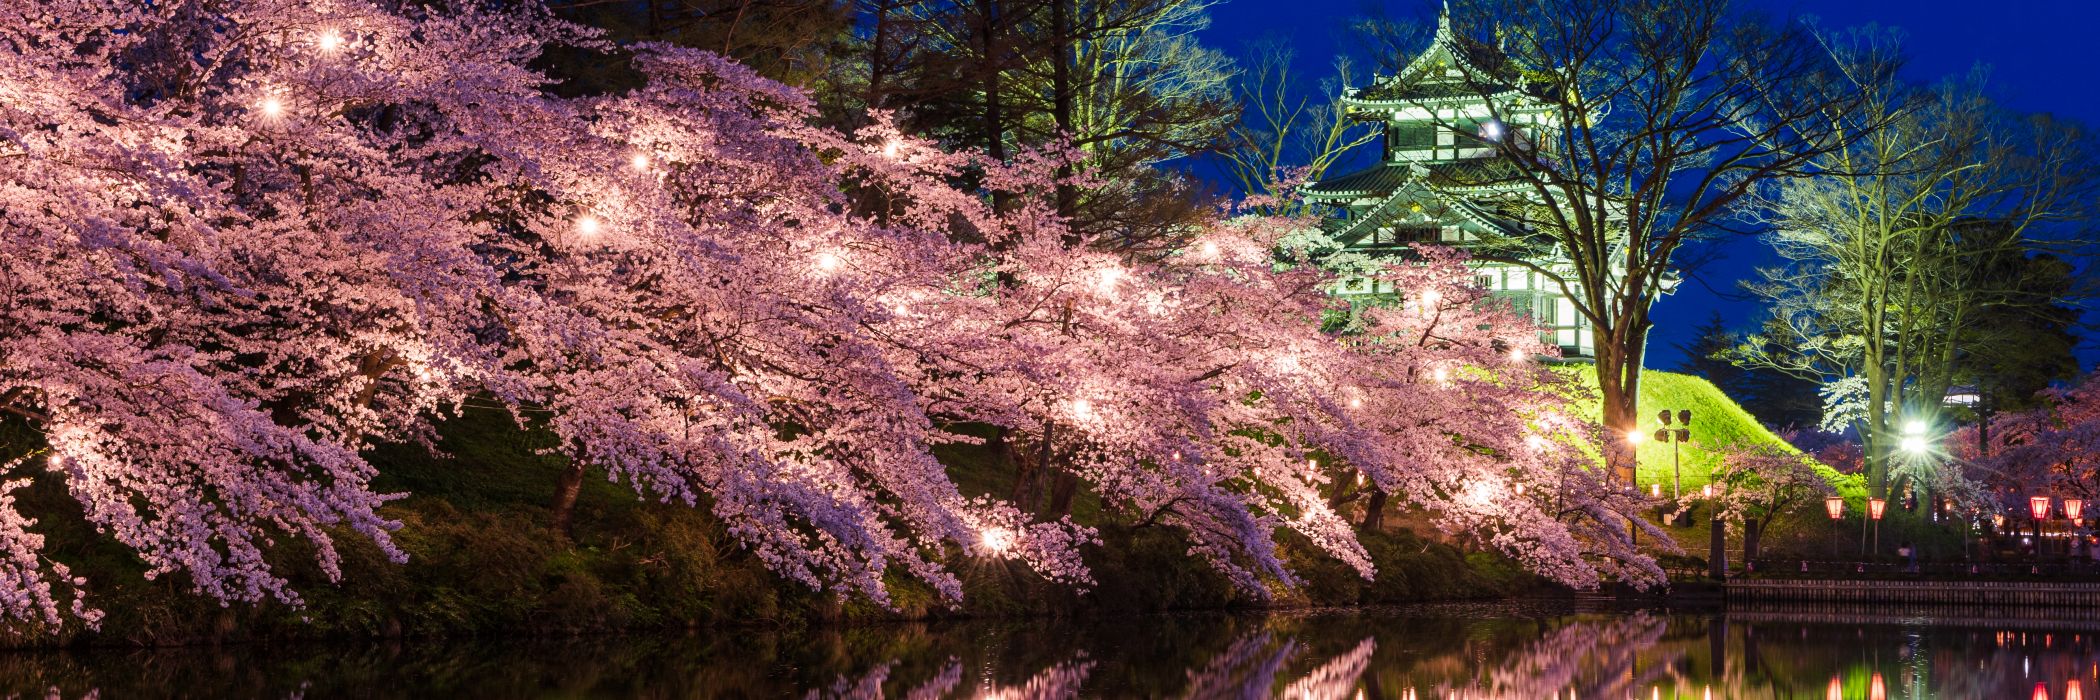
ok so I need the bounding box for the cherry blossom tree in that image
[1711,438,1835,561]
[1957,375,2100,514]
[0,0,1665,629]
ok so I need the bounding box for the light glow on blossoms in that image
[1068,398,1095,421]
[1509,347,1528,363]
[813,251,844,275]
[258,94,285,118]
[1460,479,1505,510]
[629,153,650,171]
[1095,266,1124,296]
[574,214,601,238]
[316,31,344,53]
[979,527,1014,555]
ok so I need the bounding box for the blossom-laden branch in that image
[0,0,1662,627]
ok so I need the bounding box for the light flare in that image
[979,527,1014,555]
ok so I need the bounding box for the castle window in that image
[1475,274,1494,289]
[1390,124,1437,149]
[1372,226,1439,246]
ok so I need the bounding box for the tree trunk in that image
[1595,325,1647,485]
[1012,423,1052,513]
[1360,488,1388,532]
[1743,521,1762,562]
[1048,0,1078,236]
[1978,390,1993,457]
[550,458,588,536]
[1864,361,1890,496]
[975,0,1006,164]
[865,0,893,110]
[975,0,1013,216]
[1710,516,1729,579]
[1046,471,1078,517]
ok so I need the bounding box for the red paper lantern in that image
[1870,673,1887,700]
[1825,496,1844,520]
[1869,498,1887,521]
[2068,499,2085,521]
[2033,496,2053,521]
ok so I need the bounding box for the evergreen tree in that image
[1674,313,1821,430]
[1672,312,1750,400]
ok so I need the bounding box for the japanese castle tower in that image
[1303,7,1604,359]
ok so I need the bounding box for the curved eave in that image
[1341,89,1532,111]
[1303,187,1389,201]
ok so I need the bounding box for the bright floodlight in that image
[1069,398,1094,420]
[259,96,284,118]
[1347,397,1363,409]
[317,31,344,52]
[1419,288,1442,309]
[1200,241,1220,257]
[979,527,1013,554]
[630,154,649,171]
[813,251,843,274]
[574,214,601,237]
[1480,120,1504,141]
[1095,267,1124,296]
[1508,347,1527,363]
[880,139,901,159]
[1900,435,1928,453]
[1627,430,1646,446]
[1904,420,1927,436]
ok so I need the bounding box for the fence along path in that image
[1728,579,2100,607]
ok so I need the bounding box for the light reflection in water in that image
[6,601,2100,698]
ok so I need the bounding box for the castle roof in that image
[1341,3,1552,110]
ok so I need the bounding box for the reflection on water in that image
[6,599,2100,698]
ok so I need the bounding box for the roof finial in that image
[1437,0,1452,35]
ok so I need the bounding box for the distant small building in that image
[1303,7,1666,360]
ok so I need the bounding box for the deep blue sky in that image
[1197,0,2100,370]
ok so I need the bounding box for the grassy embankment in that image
[1577,370,1975,570]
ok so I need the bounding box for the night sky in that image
[1198,0,2100,371]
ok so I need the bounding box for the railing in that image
[1740,559,2100,580]
[1727,577,2100,607]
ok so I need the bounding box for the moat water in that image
[6,599,2098,698]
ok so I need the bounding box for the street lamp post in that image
[1655,410,1692,500]
[1869,497,1887,555]
[1655,410,1717,577]
[1825,496,1844,571]
[2031,495,2052,557]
